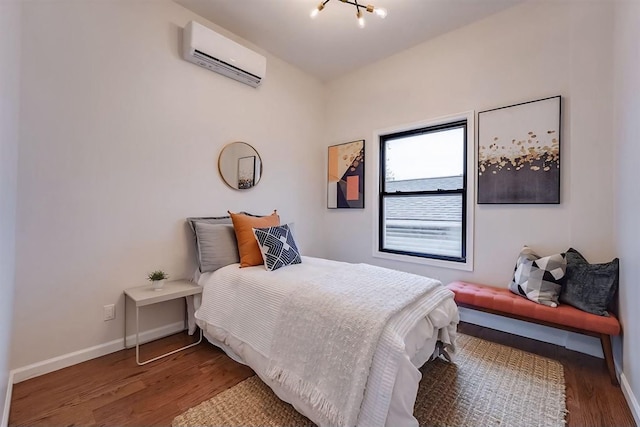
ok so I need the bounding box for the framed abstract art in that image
[478,96,561,204]
[327,140,365,209]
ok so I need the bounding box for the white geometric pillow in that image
[508,246,566,307]
[252,224,302,271]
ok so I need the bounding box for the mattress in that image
[195,256,459,427]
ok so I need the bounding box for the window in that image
[376,114,474,270]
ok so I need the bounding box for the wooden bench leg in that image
[600,334,619,386]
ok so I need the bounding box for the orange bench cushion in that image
[447,281,620,336]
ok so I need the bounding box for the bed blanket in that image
[265,263,449,427]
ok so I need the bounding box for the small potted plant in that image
[147,270,169,291]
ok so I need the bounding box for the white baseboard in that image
[1,371,13,427]
[621,372,640,426]
[11,321,185,384]
[459,307,603,358]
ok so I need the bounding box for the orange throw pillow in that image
[229,211,280,267]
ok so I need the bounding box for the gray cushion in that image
[187,216,238,273]
[508,246,566,307]
[187,215,232,232]
[559,248,619,316]
[193,222,239,273]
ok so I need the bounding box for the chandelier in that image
[310,0,387,28]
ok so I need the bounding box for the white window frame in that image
[371,111,475,271]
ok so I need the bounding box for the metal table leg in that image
[135,300,203,366]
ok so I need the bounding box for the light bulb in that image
[374,7,387,18]
[310,3,325,19]
[357,10,365,28]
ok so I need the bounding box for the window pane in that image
[384,127,464,191]
[382,195,462,259]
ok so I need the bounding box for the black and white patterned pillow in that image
[508,246,566,307]
[252,224,302,271]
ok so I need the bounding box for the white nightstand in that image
[124,279,203,365]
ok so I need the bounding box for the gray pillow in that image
[559,248,619,316]
[508,246,566,307]
[193,222,240,273]
[187,215,232,232]
[187,216,238,273]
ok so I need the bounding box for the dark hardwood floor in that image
[9,323,636,426]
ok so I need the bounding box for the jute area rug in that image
[173,334,567,427]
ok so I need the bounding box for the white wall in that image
[0,0,20,421]
[613,0,640,422]
[324,1,616,288]
[12,0,326,369]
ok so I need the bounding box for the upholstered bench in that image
[447,281,621,385]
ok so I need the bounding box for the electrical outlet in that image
[103,304,115,321]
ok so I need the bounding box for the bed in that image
[186,214,459,427]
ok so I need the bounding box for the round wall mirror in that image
[218,142,263,190]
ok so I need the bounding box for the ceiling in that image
[174,0,523,82]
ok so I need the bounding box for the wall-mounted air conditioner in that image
[182,21,266,88]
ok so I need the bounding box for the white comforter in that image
[195,257,458,427]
